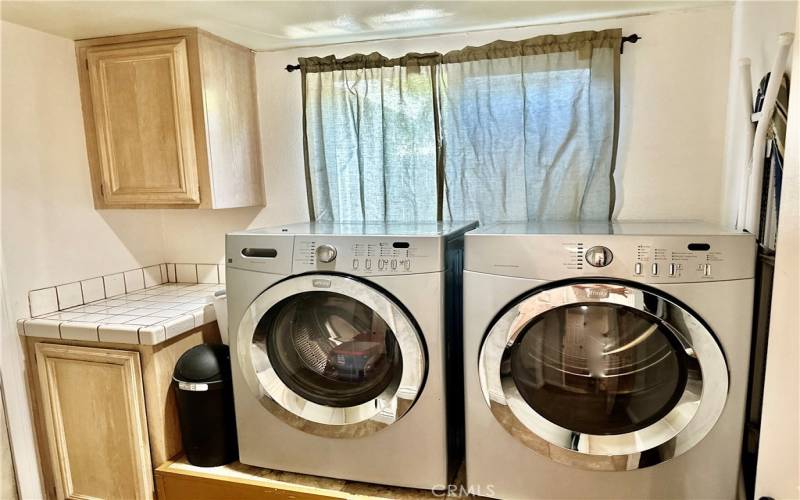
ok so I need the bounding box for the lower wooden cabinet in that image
[25,324,220,500]
[34,344,153,500]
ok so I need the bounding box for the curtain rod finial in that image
[286,64,301,73]
[620,33,641,54]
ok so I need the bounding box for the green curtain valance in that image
[441,29,622,63]
[298,52,442,73]
[298,29,622,73]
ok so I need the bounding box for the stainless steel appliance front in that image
[236,273,426,438]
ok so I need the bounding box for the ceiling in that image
[1,1,726,52]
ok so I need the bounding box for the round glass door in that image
[479,282,728,470]
[510,302,689,436]
[259,291,402,408]
[236,275,426,438]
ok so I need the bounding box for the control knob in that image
[585,246,613,267]
[316,244,337,263]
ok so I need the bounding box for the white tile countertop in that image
[18,283,224,345]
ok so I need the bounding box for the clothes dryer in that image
[463,222,755,499]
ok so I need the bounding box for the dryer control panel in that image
[466,233,756,283]
[292,236,444,276]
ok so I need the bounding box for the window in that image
[300,29,621,223]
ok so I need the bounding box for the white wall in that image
[159,5,735,264]
[0,20,167,299]
[720,0,797,226]
[0,21,166,498]
[755,3,800,498]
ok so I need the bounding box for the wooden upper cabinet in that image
[86,38,200,205]
[76,29,265,209]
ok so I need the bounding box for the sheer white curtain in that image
[301,54,439,222]
[300,30,621,223]
[439,30,621,223]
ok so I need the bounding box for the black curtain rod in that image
[285,33,641,72]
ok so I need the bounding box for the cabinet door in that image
[35,343,153,500]
[86,38,200,206]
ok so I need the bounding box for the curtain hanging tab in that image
[578,42,593,60]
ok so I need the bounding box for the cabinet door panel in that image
[198,33,264,208]
[87,38,199,205]
[35,344,153,499]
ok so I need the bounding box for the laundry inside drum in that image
[256,291,403,407]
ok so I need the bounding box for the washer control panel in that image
[621,240,724,280]
[467,233,756,282]
[293,237,443,275]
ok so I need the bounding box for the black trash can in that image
[173,344,238,467]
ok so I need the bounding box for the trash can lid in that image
[173,344,231,383]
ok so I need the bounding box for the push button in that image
[634,263,642,275]
[703,264,712,276]
[669,263,676,276]
[651,263,659,275]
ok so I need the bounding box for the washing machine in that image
[463,221,756,499]
[226,221,475,488]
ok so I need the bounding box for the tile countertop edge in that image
[18,283,223,346]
